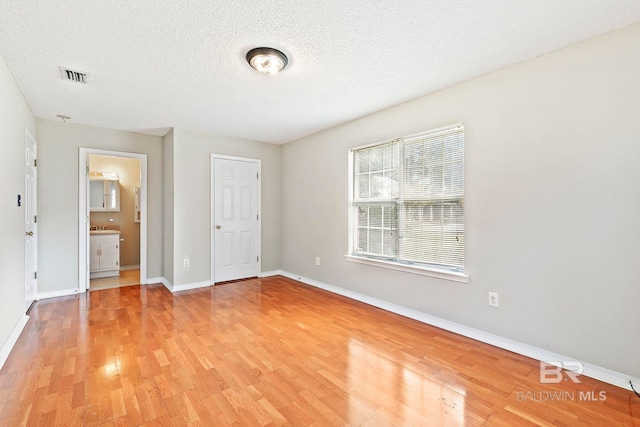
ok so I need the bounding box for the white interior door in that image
[25,130,37,310]
[213,157,260,282]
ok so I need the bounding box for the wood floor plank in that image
[0,276,638,426]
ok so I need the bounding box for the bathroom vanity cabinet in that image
[90,232,120,278]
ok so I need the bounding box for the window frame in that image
[346,123,469,283]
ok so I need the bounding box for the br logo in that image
[540,361,583,384]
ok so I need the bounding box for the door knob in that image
[216,225,222,229]
[25,231,33,236]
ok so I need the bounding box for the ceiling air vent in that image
[60,67,87,84]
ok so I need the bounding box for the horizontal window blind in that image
[351,124,464,271]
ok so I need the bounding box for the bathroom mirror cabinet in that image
[89,175,120,212]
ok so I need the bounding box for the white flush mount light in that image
[246,47,288,74]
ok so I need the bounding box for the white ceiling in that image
[1,1,639,144]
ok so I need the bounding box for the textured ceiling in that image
[1,1,639,144]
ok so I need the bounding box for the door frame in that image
[24,128,37,310]
[210,154,261,284]
[79,148,148,292]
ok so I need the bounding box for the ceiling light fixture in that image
[246,47,288,74]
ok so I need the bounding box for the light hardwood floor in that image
[0,276,638,426]
[90,269,140,291]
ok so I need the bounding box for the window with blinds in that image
[350,123,464,272]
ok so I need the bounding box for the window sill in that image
[344,255,469,283]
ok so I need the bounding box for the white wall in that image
[170,128,281,286]
[36,120,163,292]
[281,24,640,378]
[0,54,36,347]
[35,121,280,291]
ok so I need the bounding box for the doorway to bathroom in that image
[79,148,148,292]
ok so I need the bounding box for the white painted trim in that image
[24,128,38,310]
[37,288,80,300]
[145,277,165,285]
[345,255,469,283]
[152,277,210,293]
[159,277,173,291]
[120,264,140,271]
[210,154,262,284]
[279,270,639,392]
[0,315,29,370]
[79,149,148,293]
[171,281,212,293]
[259,270,283,277]
[347,149,354,262]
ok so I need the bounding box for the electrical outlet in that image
[488,291,499,308]
[184,258,190,268]
[315,257,320,266]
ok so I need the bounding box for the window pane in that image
[408,127,463,268]
[454,160,464,195]
[426,138,443,163]
[443,135,456,163]
[401,201,463,267]
[370,146,383,171]
[384,205,397,229]
[357,174,370,198]
[404,141,422,168]
[369,229,382,254]
[369,206,382,227]
[357,149,370,173]
[351,125,463,270]
[370,172,385,198]
[357,227,368,253]
[405,166,425,195]
[443,167,455,194]
[358,205,368,225]
[383,230,397,257]
[384,143,396,170]
[354,204,398,257]
[354,141,399,201]
[427,164,443,196]
[385,170,399,198]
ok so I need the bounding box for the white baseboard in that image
[149,277,172,291]
[120,264,140,271]
[37,288,81,300]
[279,270,639,392]
[172,280,211,292]
[0,315,29,370]
[260,270,283,277]
[151,277,211,293]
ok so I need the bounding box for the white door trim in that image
[79,148,148,292]
[24,128,37,310]
[210,154,261,284]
